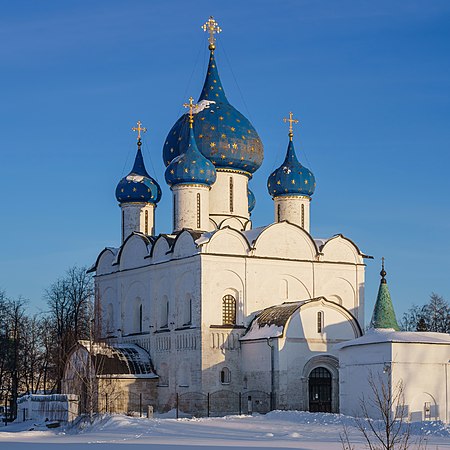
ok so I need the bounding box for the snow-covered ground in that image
[0,411,449,449]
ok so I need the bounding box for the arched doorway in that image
[308,367,332,412]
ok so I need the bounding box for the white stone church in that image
[63,18,450,421]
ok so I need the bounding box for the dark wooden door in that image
[308,367,332,412]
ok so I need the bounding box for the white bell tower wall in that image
[274,196,311,233]
[120,203,155,242]
[209,170,249,228]
[172,184,211,233]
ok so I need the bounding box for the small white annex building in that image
[63,17,449,420]
[338,328,450,423]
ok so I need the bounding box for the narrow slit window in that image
[229,177,234,213]
[173,194,176,230]
[139,304,143,333]
[145,210,149,234]
[220,367,231,384]
[277,203,281,222]
[317,311,323,333]
[301,204,305,228]
[222,294,236,325]
[122,210,125,242]
[197,193,201,229]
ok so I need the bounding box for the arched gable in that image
[252,222,318,260]
[320,235,364,264]
[204,227,250,256]
[171,230,198,259]
[118,233,151,271]
[95,248,118,275]
[218,216,248,231]
[151,235,172,262]
[285,298,362,340]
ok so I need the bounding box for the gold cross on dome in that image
[183,96,198,128]
[202,16,222,51]
[132,120,147,140]
[283,112,299,141]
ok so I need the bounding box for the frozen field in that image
[0,411,449,449]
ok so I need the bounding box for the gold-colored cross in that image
[132,120,147,140]
[202,16,222,51]
[183,96,198,128]
[283,112,299,141]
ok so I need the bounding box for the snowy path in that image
[0,411,449,449]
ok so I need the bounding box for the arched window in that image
[197,193,201,229]
[222,294,236,325]
[161,296,169,328]
[279,279,288,299]
[183,296,192,326]
[317,311,324,333]
[229,177,234,213]
[145,210,149,234]
[220,367,231,384]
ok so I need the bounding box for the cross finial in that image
[283,112,299,141]
[132,120,147,142]
[183,96,198,128]
[202,16,222,52]
[380,257,387,284]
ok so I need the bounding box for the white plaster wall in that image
[339,342,450,423]
[209,171,249,227]
[274,196,311,232]
[121,203,155,242]
[172,185,211,232]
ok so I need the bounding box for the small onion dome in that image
[115,142,162,204]
[267,139,316,198]
[163,51,263,175]
[165,126,217,187]
[248,188,256,213]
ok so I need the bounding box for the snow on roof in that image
[335,328,450,350]
[314,238,331,250]
[241,226,266,246]
[78,341,157,377]
[194,230,216,246]
[241,301,305,341]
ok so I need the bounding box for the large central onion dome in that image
[163,51,264,175]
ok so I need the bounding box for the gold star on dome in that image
[210,142,216,147]
[170,169,174,174]
[304,180,308,184]
[184,168,189,173]
[211,126,215,130]
[219,116,224,121]
[232,143,238,149]
[132,187,137,192]
[200,169,205,174]
[231,127,235,132]
[291,180,296,184]
[220,154,226,159]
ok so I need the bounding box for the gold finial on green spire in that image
[132,120,147,143]
[183,96,198,128]
[283,112,299,141]
[202,16,222,52]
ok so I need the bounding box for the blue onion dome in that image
[163,51,264,175]
[116,140,162,204]
[267,138,316,198]
[248,188,256,213]
[165,125,217,187]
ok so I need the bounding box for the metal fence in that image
[176,390,272,418]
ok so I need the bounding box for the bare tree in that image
[45,266,93,391]
[343,370,427,450]
[401,293,449,333]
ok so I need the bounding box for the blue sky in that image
[1,0,449,321]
